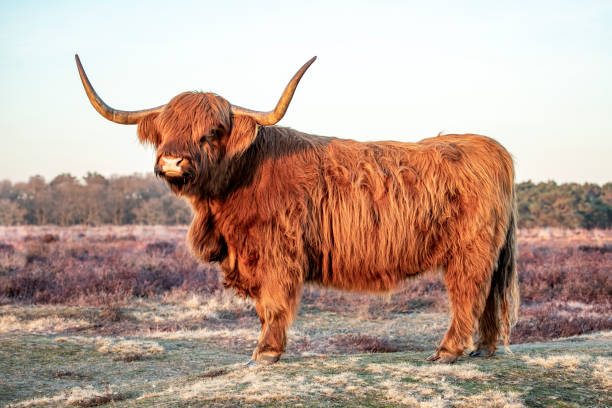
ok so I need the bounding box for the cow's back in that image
[307,133,514,292]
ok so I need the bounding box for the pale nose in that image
[160,156,183,174]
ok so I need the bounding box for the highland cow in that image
[76,55,519,365]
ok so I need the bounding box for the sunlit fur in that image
[137,92,519,363]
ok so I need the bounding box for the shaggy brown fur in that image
[135,91,519,364]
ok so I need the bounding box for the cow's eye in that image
[201,129,219,145]
[200,128,222,146]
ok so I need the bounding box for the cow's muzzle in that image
[155,156,189,178]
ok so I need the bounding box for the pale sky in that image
[1,1,610,184]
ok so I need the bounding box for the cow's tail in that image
[492,200,519,350]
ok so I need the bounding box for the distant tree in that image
[83,172,109,187]
[82,172,109,225]
[132,192,192,225]
[577,183,612,229]
[106,176,144,224]
[0,199,26,225]
[0,180,18,200]
[133,197,168,225]
[516,180,612,229]
[163,195,193,224]
[15,176,52,224]
[49,173,84,225]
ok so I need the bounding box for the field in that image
[0,226,610,407]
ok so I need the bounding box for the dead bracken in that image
[328,334,399,353]
[0,226,610,345]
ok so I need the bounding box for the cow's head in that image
[75,55,315,196]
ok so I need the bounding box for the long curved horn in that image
[231,56,316,126]
[75,54,165,125]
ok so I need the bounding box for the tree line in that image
[1,173,611,228]
[0,173,191,226]
[517,181,612,229]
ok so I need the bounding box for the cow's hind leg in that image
[471,213,518,358]
[469,289,498,357]
[428,245,494,363]
[249,283,301,365]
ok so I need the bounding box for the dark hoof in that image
[427,350,459,364]
[247,354,280,367]
[426,353,439,362]
[469,349,494,358]
[437,354,458,364]
[259,354,281,365]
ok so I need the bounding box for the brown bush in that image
[518,245,611,305]
[0,230,222,305]
[0,242,15,255]
[328,334,399,353]
[0,226,610,344]
[23,234,59,243]
[578,244,612,254]
[145,241,176,256]
[512,302,612,343]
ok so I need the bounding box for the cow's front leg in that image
[249,283,301,366]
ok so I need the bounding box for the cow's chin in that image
[164,173,193,194]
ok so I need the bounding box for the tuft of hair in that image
[495,201,520,349]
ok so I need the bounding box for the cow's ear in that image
[226,115,257,157]
[137,113,161,146]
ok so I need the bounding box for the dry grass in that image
[366,361,489,381]
[175,368,337,403]
[454,390,524,408]
[158,357,485,406]
[55,336,164,357]
[126,342,607,407]
[1,306,610,407]
[379,378,446,407]
[162,287,254,319]
[9,385,127,407]
[144,327,259,342]
[592,356,612,388]
[0,314,89,334]
[522,353,591,370]
[521,352,612,390]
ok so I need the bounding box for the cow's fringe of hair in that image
[498,201,519,350]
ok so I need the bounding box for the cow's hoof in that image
[246,354,280,367]
[469,348,495,358]
[426,350,459,364]
[259,354,281,365]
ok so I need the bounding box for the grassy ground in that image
[1,300,610,407]
[0,226,610,407]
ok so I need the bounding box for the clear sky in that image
[1,1,610,184]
